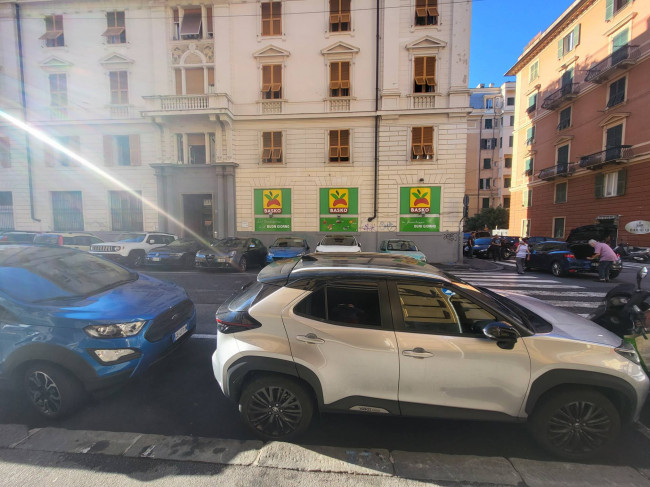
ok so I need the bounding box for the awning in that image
[180,13,201,36]
[39,31,63,40]
[101,27,125,37]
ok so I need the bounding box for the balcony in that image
[142,93,232,117]
[538,162,576,181]
[329,98,351,112]
[541,83,580,110]
[585,45,640,84]
[410,94,436,109]
[109,105,133,119]
[261,100,283,114]
[578,145,633,170]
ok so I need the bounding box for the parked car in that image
[315,235,361,253]
[145,238,204,268]
[33,232,103,251]
[566,223,617,247]
[266,237,310,264]
[212,253,648,460]
[0,245,196,418]
[378,239,427,262]
[90,232,177,267]
[526,236,554,246]
[195,237,267,272]
[471,237,492,258]
[526,240,622,279]
[0,231,39,244]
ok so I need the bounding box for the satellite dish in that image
[493,96,504,116]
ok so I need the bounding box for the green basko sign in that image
[319,187,359,232]
[319,217,359,232]
[399,216,440,232]
[399,186,441,232]
[255,217,292,232]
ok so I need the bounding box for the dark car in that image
[472,237,492,258]
[145,238,204,268]
[266,237,310,264]
[0,231,39,244]
[0,245,196,418]
[526,236,554,246]
[501,236,521,259]
[526,240,622,278]
[195,237,267,272]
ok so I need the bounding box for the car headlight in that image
[84,320,147,338]
[615,341,640,365]
[112,246,121,252]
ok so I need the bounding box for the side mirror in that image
[637,266,648,291]
[483,322,518,350]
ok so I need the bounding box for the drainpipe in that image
[15,3,40,222]
[367,0,380,223]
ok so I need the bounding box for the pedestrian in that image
[488,236,502,262]
[466,232,475,259]
[515,238,529,275]
[587,238,618,282]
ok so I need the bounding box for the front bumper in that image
[196,255,237,268]
[145,254,184,266]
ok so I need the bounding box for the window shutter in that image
[272,2,281,35]
[616,168,626,196]
[129,135,141,166]
[272,131,282,148]
[329,130,339,158]
[573,24,580,47]
[415,0,426,17]
[414,57,425,85]
[330,62,341,89]
[207,69,214,89]
[261,3,271,36]
[262,65,271,91]
[340,130,350,157]
[557,39,563,59]
[175,69,182,95]
[595,173,604,198]
[340,62,350,89]
[272,65,282,92]
[412,127,422,158]
[605,0,614,20]
[103,135,114,166]
[425,57,436,87]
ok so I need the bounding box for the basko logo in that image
[409,187,431,213]
[263,189,283,214]
[329,189,349,213]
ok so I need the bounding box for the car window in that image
[320,236,357,246]
[294,281,381,329]
[164,236,176,244]
[90,237,103,244]
[548,243,566,252]
[117,233,146,242]
[63,237,76,245]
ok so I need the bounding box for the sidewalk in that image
[2,424,649,486]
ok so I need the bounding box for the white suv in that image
[213,253,648,460]
[90,232,177,267]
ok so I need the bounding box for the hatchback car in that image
[266,237,310,264]
[145,238,204,268]
[213,253,648,460]
[527,240,622,279]
[378,239,427,262]
[315,235,361,252]
[33,232,103,251]
[0,245,196,418]
[195,237,267,272]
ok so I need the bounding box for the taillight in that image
[566,253,575,259]
[216,310,262,334]
[616,253,621,259]
[58,236,63,246]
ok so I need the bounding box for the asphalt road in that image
[2,261,650,468]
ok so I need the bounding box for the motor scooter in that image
[614,243,650,262]
[590,267,650,373]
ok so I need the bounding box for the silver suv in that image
[212,253,648,460]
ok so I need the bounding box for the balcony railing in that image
[538,162,576,181]
[109,105,132,118]
[411,94,436,109]
[541,82,580,110]
[525,137,535,146]
[585,45,640,84]
[142,93,232,114]
[329,98,351,112]
[578,145,633,170]
[526,104,536,114]
[261,100,283,114]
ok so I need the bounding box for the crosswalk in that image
[449,270,606,318]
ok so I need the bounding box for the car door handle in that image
[296,333,325,344]
[402,347,433,359]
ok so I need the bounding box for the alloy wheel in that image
[551,262,562,277]
[246,385,303,438]
[545,400,612,454]
[239,256,248,272]
[26,371,62,416]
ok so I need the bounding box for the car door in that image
[253,239,266,265]
[282,278,400,412]
[389,279,531,418]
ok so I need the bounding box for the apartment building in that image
[0,0,471,260]
[507,0,650,245]
[465,81,515,222]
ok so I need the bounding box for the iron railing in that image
[538,162,575,181]
[542,82,580,110]
[585,45,640,83]
[578,145,633,170]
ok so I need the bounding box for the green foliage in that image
[465,206,509,231]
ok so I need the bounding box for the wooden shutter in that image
[415,0,426,18]
[425,57,435,87]
[340,130,349,157]
[185,68,204,95]
[129,135,141,166]
[414,57,425,86]
[103,135,114,166]
[341,0,351,22]
[616,169,627,196]
[272,132,282,161]
[423,127,433,156]
[207,69,214,89]
[427,0,439,17]
[262,65,272,91]
[329,130,339,158]
[340,62,350,89]
[412,127,423,158]
[605,0,614,20]
[557,38,563,59]
[573,24,580,47]
[206,7,213,35]
[262,132,272,159]
[261,3,271,36]
[330,62,340,90]
[272,65,282,94]
[595,173,604,198]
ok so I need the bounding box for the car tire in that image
[23,362,85,419]
[128,250,145,268]
[239,375,314,442]
[551,261,566,277]
[608,270,620,279]
[530,388,620,460]
[238,256,248,272]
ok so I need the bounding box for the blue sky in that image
[469,0,574,87]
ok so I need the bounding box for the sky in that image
[469,0,575,87]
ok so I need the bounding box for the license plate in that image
[152,257,161,262]
[217,258,226,262]
[173,323,189,342]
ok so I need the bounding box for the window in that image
[558,106,571,130]
[479,178,490,190]
[188,134,206,164]
[529,60,539,82]
[499,137,502,148]
[110,191,143,231]
[561,68,574,93]
[526,126,535,145]
[523,189,532,207]
[262,65,282,99]
[508,135,513,148]
[45,136,80,167]
[524,157,534,177]
[262,132,282,163]
[261,2,282,36]
[330,0,351,32]
[482,197,490,209]
[109,71,128,105]
[329,61,350,97]
[595,169,627,198]
[52,191,83,231]
[527,93,537,113]
[0,192,13,230]
[557,25,580,58]
[103,11,126,44]
[504,177,511,188]
[507,97,515,106]
[480,138,497,150]
[504,157,512,168]
[413,57,435,93]
[556,144,569,171]
[607,77,626,108]
[485,98,493,109]
[40,15,64,47]
[175,67,214,95]
[484,119,492,130]
[555,181,567,204]
[606,0,631,20]
[503,196,510,209]
[414,0,438,26]
[49,74,67,107]
[611,28,630,64]
[411,126,433,160]
[173,7,205,40]
[521,219,531,237]
[294,281,381,328]
[103,135,141,166]
[605,124,623,159]
[0,138,10,168]
[553,217,565,239]
[510,115,515,126]
[329,129,350,162]
[483,158,491,169]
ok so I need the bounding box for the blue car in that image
[0,245,196,418]
[526,240,622,278]
[266,237,310,264]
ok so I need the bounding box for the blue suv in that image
[0,245,196,418]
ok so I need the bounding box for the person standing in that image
[489,236,502,262]
[588,239,618,282]
[466,232,475,259]
[515,238,529,275]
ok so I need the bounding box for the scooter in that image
[614,243,650,262]
[590,267,650,373]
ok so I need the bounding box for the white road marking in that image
[483,284,584,289]
[510,290,606,298]
[192,333,216,340]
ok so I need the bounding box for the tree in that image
[465,206,509,231]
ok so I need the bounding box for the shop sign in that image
[254,188,291,232]
[399,216,440,232]
[399,186,441,232]
[319,188,358,232]
[255,217,292,232]
[320,217,358,232]
[625,220,650,235]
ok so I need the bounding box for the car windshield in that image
[213,238,245,249]
[0,247,136,303]
[387,240,417,251]
[475,238,492,245]
[272,238,304,248]
[320,236,357,246]
[33,234,60,245]
[117,233,146,242]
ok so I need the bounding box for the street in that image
[2,260,650,469]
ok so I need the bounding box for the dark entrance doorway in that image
[183,194,213,239]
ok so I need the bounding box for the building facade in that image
[0,0,471,261]
[507,0,650,245]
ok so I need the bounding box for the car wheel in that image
[551,261,565,277]
[239,376,314,441]
[129,251,145,268]
[530,388,620,460]
[608,270,620,279]
[238,256,248,272]
[23,363,85,419]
